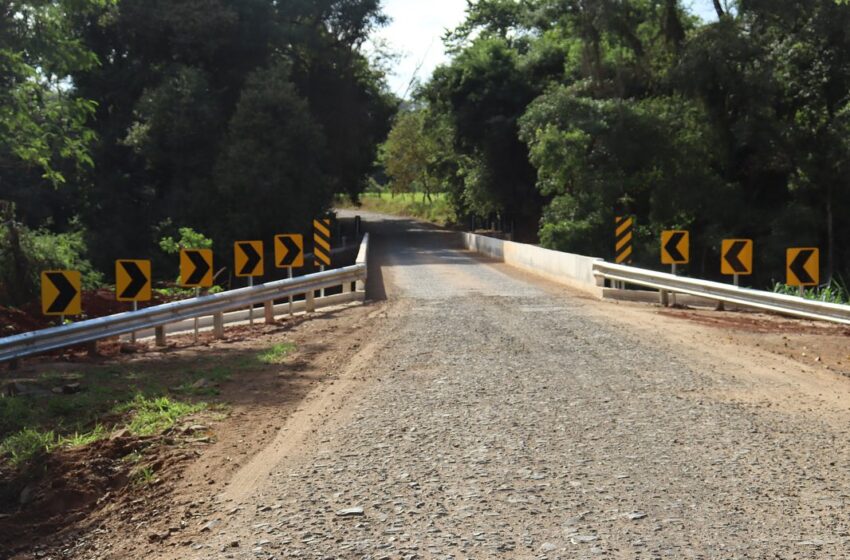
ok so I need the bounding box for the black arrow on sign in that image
[119,261,148,299]
[185,251,211,285]
[237,243,261,276]
[790,249,815,284]
[724,241,749,273]
[664,232,687,262]
[46,272,78,314]
[278,236,301,266]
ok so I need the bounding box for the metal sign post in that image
[248,277,254,326]
[670,263,677,306]
[288,268,294,316]
[193,287,200,343]
[130,301,138,343]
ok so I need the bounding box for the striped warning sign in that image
[615,216,634,264]
[313,218,331,267]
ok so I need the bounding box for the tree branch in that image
[712,0,725,18]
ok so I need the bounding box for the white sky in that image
[372,0,721,98]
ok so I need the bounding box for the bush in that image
[0,203,103,306]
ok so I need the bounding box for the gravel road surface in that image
[188,213,850,559]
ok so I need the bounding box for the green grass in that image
[0,349,270,469]
[338,191,456,226]
[60,424,107,447]
[257,343,296,364]
[117,395,206,437]
[131,465,157,486]
[772,278,849,304]
[0,428,56,467]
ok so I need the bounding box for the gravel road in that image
[188,213,850,559]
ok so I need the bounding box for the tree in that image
[0,1,108,186]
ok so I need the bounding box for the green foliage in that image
[158,227,213,254]
[0,428,55,467]
[131,465,157,486]
[345,192,456,226]
[118,395,205,437]
[416,0,850,286]
[0,0,110,184]
[1,0,395,303]
[0,205,103,305]
[772,278,849,304]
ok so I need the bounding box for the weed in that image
[117,395,205,436]
[131,465,157,486]
[59,424,107,448]
[121,451,143,464]
[258,343,296,364]
[772,278,849,304]
[1,428,55,467]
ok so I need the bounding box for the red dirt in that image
[1,289,178,338]
[657,307,850,337]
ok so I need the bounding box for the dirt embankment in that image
[1,300,385,559]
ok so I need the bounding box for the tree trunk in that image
[712,0,725,18]
[826,185,834,284]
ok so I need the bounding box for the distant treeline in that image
[383,0,850,288]
[1,0,395,305]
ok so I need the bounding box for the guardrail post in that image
[343,280,352,295]
[659,289,669,307]
[305,290,315,313]
[155,326,166,346]
[213,312,224,339]
[264,301,274,324]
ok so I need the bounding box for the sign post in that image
[275,234,304,317]
[234,241,264,326]
[180,249,213,343]
[660,230,689,307]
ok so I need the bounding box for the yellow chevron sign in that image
[41,270,82,316]
[615,216,634,264]
[313,219,331,267]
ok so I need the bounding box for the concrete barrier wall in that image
[462,232,604,296]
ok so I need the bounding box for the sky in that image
[372,0,721,98]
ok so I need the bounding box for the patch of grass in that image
[340,191,456,226]
[121,451,143,464]
[0,428,56,467]
[772,278,849,304]
[1,350,257,469]
[59,424,107,448]
[1,423,111,468]
[258,343,296,364]
[117,395,206,436]
[131,465,157,486]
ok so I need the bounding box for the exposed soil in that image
[1,301,384,559]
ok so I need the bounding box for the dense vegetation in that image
[0,0,395,306]
[383,0,850,288]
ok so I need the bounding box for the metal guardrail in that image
[593,261,850,325]
[0,235,370,363]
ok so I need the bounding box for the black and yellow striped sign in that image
[313,218,331,267]
[615,216,634,264]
